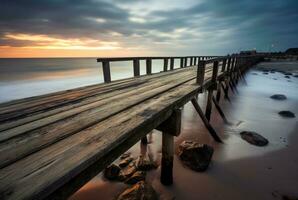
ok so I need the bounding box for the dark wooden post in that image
[156,109,181,185]
[146,58,152,75]
[180,57,184,68]
[191,98,223,143]
[221,58,227,72]
[196,61,206,86]
[184,57,187,67]
[194,57,197,65]
[163,58,168,72]
[102,60,111,83]
[170,58,174,70]
[133,59,140,77]
[205,61,218,121]
[190,57,193,66]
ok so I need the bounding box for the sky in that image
[0,0,297,58]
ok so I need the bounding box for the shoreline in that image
[70,60,298,200]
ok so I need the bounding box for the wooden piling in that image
[141,136,148,144]
[156,109,181,185]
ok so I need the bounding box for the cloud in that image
[0,0,298,56]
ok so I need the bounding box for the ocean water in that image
[0,58,179,103]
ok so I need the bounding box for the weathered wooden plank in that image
[0,69,196,135]
[0,65,194,116]
[0,67,195,128]
[0,80,202,200]
[0,71,199,168]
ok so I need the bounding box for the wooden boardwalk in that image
[0,55,262,200]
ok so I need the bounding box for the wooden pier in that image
[0,54,262,200]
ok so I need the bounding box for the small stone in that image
[294,75,298,78]
[119,157,134,168]
[125,171,146,184]
[178,141,214,172]
[252,72,258,75]
[285,75,290,79]
[270,94,287,100]
[240,131,269,146]
[263,72,268,75]
[117,181,158,200]
[278,111,296,118]
[104,164,121,180]
[136,155,158,171]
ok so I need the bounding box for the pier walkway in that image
[0,55,261,200]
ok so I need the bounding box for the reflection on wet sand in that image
[70,61,298,200]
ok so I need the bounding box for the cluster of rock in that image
[104,153,158,200]
[255,67,298,79]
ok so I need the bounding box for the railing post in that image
[102,60,111,83]
[205,61,218,121]
[163,58,168,72]
[196,61,206,86]
[221,58,227,72]
[184,57,188,67]
[170,58,174,70]
[133,58,140,77]
[190,57,193,66]
[180,57,184,68]
[146,58,152,75]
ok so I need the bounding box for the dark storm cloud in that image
[0,0,131,39]
[0,0,297,53]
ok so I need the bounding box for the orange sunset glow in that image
[0,33,139,58]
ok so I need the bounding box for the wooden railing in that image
[97,56,217,83]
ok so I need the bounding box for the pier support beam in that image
[205,61,219,121]
[191,98,223,143]
[156,109,181,185]
[212,96,230,124]
[141,136,148,144]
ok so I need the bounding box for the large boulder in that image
[240,131,269,146]
[270,94,287,100]
[178,141,214,172]
[278,111,296,118]
[117,181,158,200]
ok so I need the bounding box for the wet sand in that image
[70,61,298,200]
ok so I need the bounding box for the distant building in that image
[285,48,298,55]
[240,50,257,55]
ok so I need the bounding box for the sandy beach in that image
[70,60,298,200]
